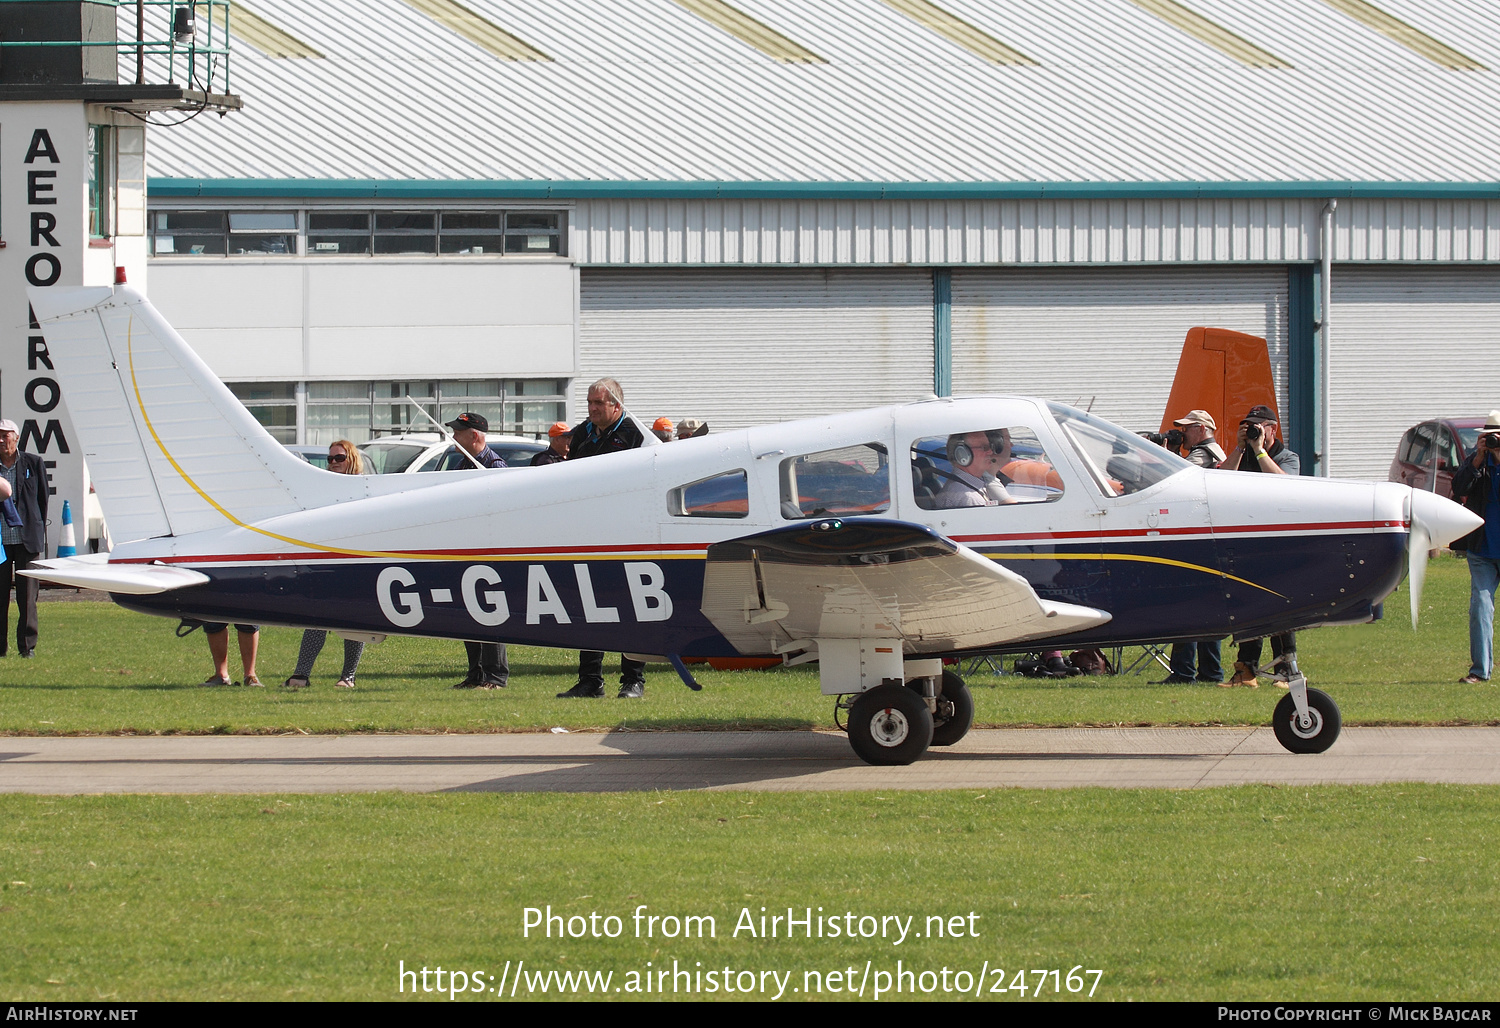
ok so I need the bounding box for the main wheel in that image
[1272,687,1342,754]
[847,683,934,766]
[925,670,974,747]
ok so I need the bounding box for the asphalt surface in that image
[1,727,1498,793]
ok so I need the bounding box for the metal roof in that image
[138,0,1500,191]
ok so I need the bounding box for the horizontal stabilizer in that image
[20,555,210,595]
[701,518,1111,656]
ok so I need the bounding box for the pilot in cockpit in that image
[933,430,1018,508]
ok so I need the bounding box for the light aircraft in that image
[22,286,1482,765]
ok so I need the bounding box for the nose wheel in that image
[1272,686,1342,754]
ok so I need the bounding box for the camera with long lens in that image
[1242,420,1264,446]
[1483,433,1500,449]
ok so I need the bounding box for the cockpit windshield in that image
[1047,402,1192,496]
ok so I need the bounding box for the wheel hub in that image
[871,707,910,747]
[1290,708,1323,739]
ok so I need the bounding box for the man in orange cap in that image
[530,422,571,466]
[652,417,675,443]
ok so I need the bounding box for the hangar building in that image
[140,0,1500,479]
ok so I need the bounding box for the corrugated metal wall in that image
[572,198,1500,268]
[577,269,933,431]
[1330,265,1500,480]
[950,266,1290,437]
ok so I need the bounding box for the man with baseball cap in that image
[443,412,508,689]
[652,417,675,443]
[1219,404,1301,687]
[1153,409,1228,683]
[445,412,508,470]
[1452,410,1500,683]
[530,422,571,466]
[0,419,48,657]
[1172,409,1226,468]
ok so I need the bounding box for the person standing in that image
[0,419,48,658]
[1453,411,1500,684]
[1157,410,1226,684]
[285,440,369,689]
[1173,409,1227,468]
[1218,405,1301,688]
[444,413,509,689]
[557,378,647,699]
[530,422,571,466]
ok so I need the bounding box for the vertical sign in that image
[1,104,90,556]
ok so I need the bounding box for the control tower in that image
[0,0,239,552]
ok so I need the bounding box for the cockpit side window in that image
[1048,402,1192,496]
[779,443,890,519]
[911,427,1065,510]
[669,469,749,518]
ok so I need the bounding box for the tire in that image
[1272,687,1342,754]
[847,683,934,766]
[925,670,974,747]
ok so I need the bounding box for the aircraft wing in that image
[700,519,1110,656]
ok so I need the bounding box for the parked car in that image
[360,432,546,474]
[1389,417,1488,497]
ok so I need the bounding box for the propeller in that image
[1408,489,1484,628]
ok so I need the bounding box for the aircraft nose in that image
[1410,488,1483,550]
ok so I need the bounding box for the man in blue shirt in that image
[1453,411,1500,684]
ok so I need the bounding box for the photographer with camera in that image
[1218,405,1301,686]
[1452,411,1500,684]
[1218,404,1299,476]
[1172,409,1226,468]
[1150,410,1229,683]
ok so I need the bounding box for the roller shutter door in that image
[951,266,1290,437]
[1330,265,1500,481]
[578,269,933,430]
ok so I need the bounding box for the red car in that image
[1389,417,1490,498]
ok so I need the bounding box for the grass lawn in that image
[0,554,1493,735]
[2,787,1496,1002]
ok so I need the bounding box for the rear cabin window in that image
[911,427,1065,510]
[670,470,749,518]
[780,444,890,519]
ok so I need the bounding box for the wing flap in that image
[701,519,1110,656]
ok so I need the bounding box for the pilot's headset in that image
[946,430,1009,468]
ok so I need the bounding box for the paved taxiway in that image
[1,727,1498,793]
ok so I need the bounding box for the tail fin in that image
[28,285,345,544]
[1158,327,1279,438]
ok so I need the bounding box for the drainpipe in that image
[1317,200,1336,477]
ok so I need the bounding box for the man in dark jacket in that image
[1452,410,1500,684]
[529,422,571,466]
[557,378,648,699]
[1219,405,1301,687]
[445,412,509,688]
[0,419,48,657]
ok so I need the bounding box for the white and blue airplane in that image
[22,285,1482,765]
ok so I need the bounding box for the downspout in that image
[1318,199,1336,477]
[933,268,952,397]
